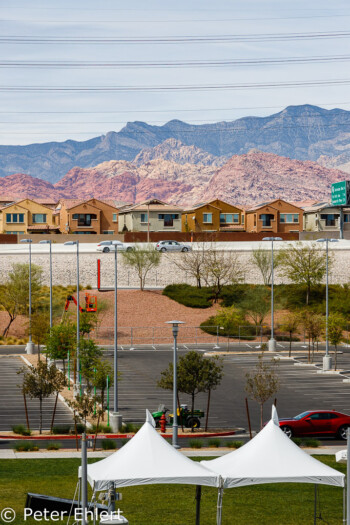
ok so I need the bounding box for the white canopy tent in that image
[86,411,220,491]
[202,406,345,524]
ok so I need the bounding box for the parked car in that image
[96,240,134,253]
[278,410,350,440]
[155,240,192,253]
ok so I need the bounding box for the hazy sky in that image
[1,0,350,145]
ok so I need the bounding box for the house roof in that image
[119,199,183,214]
[246,199,304,213]
[182,202,221,213]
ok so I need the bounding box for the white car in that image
[155,240,192,252]
[97,240,134,253]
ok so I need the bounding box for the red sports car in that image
[279,410,350,440]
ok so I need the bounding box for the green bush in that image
[52,425,71,435]
[91,424,112,433]
[291,437,302,447]
[101,440,117,450]
[121,422,141,433]
[12,425,31,436]
[225,440,243,449]
[303,438,321,448]
[163,284,214,309]
[189,439,203,449]
[46,442,62,451]
[76,423,86,434]
[13,441,39,452]
[208,438,221,448]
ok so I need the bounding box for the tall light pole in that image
[166,320,184,449]
[110,246,122,432]
[20,239,34,354]
[262,237,283,352]
[39,240,53,330]
[64,240,80,394]
[317,238,338,371]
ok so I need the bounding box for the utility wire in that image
[2,54,350,68]
[2,79,350,92]
[1,30,350,44]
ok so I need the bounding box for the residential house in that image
[245,199,303,233]
[303,201,350,232]
[0,198,59,234]
[118,199,182,232]
[55,198,119,234]
[181,199,244,232]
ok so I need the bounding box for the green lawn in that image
[0,456,345,524]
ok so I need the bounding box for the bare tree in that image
[279,312,300,357]
[245,354,279,429]
[171,248,208,288]
[328,312,345,371]
[203,250,244,302]
[250,247,278,285]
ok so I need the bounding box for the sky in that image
[1,0,350,145]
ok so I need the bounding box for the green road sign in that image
[331,181,350,206]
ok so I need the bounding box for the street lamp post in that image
[166,320,184,449]
[20,239,34,354]
[110,246,122,432]
[317,238,338,371]
[262,237,283,352]
[64,241,80,394]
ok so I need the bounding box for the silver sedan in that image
[155,240,192,253]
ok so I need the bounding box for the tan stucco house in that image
[118,199,183,232]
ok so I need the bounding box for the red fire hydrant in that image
[160,413,166,433]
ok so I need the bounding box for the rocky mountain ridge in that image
[0,147,346,207]
[2,104,350,182]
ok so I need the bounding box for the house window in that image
[320,214,339,227]
[280,213,299,224]
[259,214,275,227]
[158,213,179,227]
[241,215,245,225]
[6,213,24,223]
[220,213,239,224]
[140,213,148,223]
[32,213,47,224]
[254,214,256,227]
[112,213,117,222]
[103,230,114,234]
[72,213,97,226]
[344,214,350,223]
[203,213,212,223]
[6,231,24,234]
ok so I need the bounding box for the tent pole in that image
[195,485,201,525]
[314,484,317,525]
[344,484,346,524]
[216,486,223,525]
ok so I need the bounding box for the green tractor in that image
[152,404,205,429]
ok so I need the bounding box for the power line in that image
[1,30,350,44]
[2,79,350,92]
[2,54,350,69]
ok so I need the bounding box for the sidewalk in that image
[0,445,345,460]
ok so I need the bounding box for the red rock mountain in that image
[0,150,347,206]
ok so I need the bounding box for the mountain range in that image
[2,104,350,184]
[1,143,346,206]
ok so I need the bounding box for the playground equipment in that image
[64,293,97,314]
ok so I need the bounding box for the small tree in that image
[18,361,60,434]
[122,245,161,290]
[45,322,76,376]
[31,311,50,360]
[203,250,244,302]
[328,313,345,371]
[92,360,114,421]
[251,247,279,286]
[213,306,245,335]
[279,312,300,357]
[68,390,98,450]
[241,286,270,326]
[202,357,224,431]
[79,339,103,389]
[158,351,221,431]
[299,310,323,363]
[278,243,328,305]
[0,262,43,337]
[245,354,279,429]
[50,368,67,433]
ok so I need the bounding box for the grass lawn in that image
[0,456,345,524]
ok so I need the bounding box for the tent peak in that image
[271,405,279,425]
[146,409,156,428]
